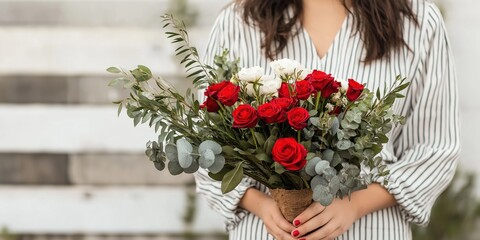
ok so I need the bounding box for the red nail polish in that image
[292,230,300,237]
[299,238,306,240]
[294,219,301,226]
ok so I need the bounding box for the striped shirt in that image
[194,0,460,239]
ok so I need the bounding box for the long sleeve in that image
[375,4,460,226]
[193,5,259,231]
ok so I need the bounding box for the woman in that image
[194,0,460,239]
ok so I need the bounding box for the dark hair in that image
[238,0,418,62]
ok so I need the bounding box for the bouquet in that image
[107,15,409,221]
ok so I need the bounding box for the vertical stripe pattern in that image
[193,0,460,239]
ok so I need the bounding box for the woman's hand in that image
[239,188,296,240]
[290,198,359,240]
[291,184,397,240]
[259,197,298,240]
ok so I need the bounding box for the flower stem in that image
[315,92,322,110]
[297,130,301,143]
[250,128,258,148]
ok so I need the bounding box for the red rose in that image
[346,79,365,102]
[258,102,286,124]
[272,137,307,171]
[330,106,342,116]
[217,83,240,106]
[204,81,230,98]
[232,104,259,128]
[295,80,314,100]
[321,80,341,98]
[307,70,340,98]
[287,107,310,130]
[271,97,297,110]
[278,82,294,98]
[307,70,333,90]
[200,97,220,112]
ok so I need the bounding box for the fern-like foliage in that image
[162,14,216,88]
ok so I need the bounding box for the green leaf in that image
[274,162,287,175]
[221,162,244,194]
[264,135,278,155]
[208,165,233,181]
[253,132,266,146]
[255,153,270,162]
[117,102,123,116]
[107,67,121,74]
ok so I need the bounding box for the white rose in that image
[338,78,349,91]
[237,66,264,82]
[270,59,302,77]
[325,103,335,112]
[245,83,256,97]
[260,75,282,95]
[332,92,342,103]
[298,68,312,80]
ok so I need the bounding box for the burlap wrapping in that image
[270,188,313,222]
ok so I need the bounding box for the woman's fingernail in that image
[292,230,300,237]
[294,219,301,226]
[299,238,306,240]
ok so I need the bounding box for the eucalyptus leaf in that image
[310,175,328,188]
[154,161,165,171]
[199,140,222,155]
[313,185,334,206]
[331,153,342,167]
[165,143,178,162]
[177,138,194,168]
[183,160,200,174]
[337,140,353,150]
[323,168,337,180]
[329,176,341,195]
[168,161,184,175]
[309,117,320,126]
[199,149,215,168]
[315,160,330,175]
[332,117,340,135]
[208,155,225,174]
[305,157,322,176]
[322,149,334,161]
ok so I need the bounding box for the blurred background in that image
[0,0,479,239]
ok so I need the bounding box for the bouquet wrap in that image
[270,188,313,222]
